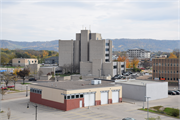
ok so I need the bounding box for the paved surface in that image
[0,94,179,120]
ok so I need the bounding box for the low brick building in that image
[152,58,180,82]
[30,80,122,111]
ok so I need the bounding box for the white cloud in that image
[0,0,179,41]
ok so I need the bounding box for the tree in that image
[126,59,131,68]
[2,72,13,87]
[131,57,139,68]
[142,60,150,69]
[17,68,30,84]
[169,52,177,58]
[38,70,43,79]
[0,89,6,100]
[12,76,18,90]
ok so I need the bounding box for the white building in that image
[127,48,151,60]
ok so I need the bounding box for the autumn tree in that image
[2,72,14,87]
[126,59,131,68]
[169,52,177,58]
[17,68,30,84]
[117,56,126,62]
[131,57,139,68]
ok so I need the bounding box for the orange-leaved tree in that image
[168,53,177,58]
[131,57,139,68]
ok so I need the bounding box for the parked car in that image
[7,85,15,88]
[128,71,133,74]
[174,90,180,95]
[168,90,176,95]
[122,117,136,120]
[29,78,37,81]
[112,74,123,80]
[0,86,7,90]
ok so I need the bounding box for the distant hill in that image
[0,39,179,52]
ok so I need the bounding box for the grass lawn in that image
[139,106,180,119]
[1,66,24,68]
[20,83,31,85]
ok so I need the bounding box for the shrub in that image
[145,116,161,120]
[79,76,82,79]
[164,108,179,117]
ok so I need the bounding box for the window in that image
[18,61,20,63]
[105,59,109,62]
[174,78,175,81]
[177,71,178,73]
[171,78,172,80]
[168,78,169,80]
[171,64,172,66]
[32,61,33,63]
[121,65,124,67]
[64,96,66,99]
[177,64,178,67]
[67,96,70,99]
[35,60,36,63]
[177,78,179,81]
[76,95,79,98]
[71,95,75,99]
[153,70,155,72]
[113,66,117,69]
[106,43,109,46]
[80,94,83,98]
[105,54,109,57]
[106,48,109,51]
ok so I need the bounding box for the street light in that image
[145,96,151,120]
[27,103,38,120]
[26,85,28,97]
[141,82,145,109]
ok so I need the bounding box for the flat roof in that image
[31,80,120,90]
[115,79,167,86]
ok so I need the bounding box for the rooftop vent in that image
[91,80,101,85]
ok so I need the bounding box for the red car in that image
[0,86,7,90]
[7,85,15,88]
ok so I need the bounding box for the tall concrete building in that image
[59,30,126,77]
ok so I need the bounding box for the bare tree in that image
[73,64,80,73]
[38,69,43,79]
[2,72,13,87]
[0,89,6,100]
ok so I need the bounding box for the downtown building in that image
[152,58,180,82]
[59,30,126,77]
[127,48,151,60]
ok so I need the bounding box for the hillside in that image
[0,39,179,52]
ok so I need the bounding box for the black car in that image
[174,90,180,95]
[168,90,176,95]
[128,72,133,74]
[112,74,123,80]
[29,78,37,81]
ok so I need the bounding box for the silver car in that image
[122,118,136,120]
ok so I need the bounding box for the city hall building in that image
[30,80,122,111]
[152,58,180,82]
[59,29,126,77]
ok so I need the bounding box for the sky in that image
[0,0,179,41]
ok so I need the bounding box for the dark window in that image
[32,61,33,63]
[106,48,109,51]
[105,54,109,56]
[171,64,172,66]
[153,70,155,72]
[64,96,66,99]
[165,78,166,80]
[177,78,179,81]
[76,95,79,98]
[35,60,36,63]
[18,61,20,63]
[80,94,83,98]
[67,96,70,99]
[168,78,169,80]
[105,59,109,62]
[171,78,172,80]
[177,71,178,73]
[71,95,75,99]
[40,90,42,94]
[113,66,117,69]
[174,78,175,81]
[121,65,124,67]
[177,64,178,66]
[106,43,109,46]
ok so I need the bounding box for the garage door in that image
[112,91,119,103]
[101,91,108,105]
[84,93,95,107]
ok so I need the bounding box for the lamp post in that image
[145,96,151,120]
[27,103,38,120]
[141,82,145,109]
[26,85,28,97]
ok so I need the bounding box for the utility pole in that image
[145,96,151,120]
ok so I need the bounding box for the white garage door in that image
[84,93,95,107]
[112,91,119,103]
[101,92,108,105]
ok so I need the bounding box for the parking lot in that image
[0,93,179,120]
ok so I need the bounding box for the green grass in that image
[20,83,31,85]
[0,66,24,68]
[139,106,180,119]
[0,111,4,113]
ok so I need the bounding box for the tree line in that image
[1,48,59,65]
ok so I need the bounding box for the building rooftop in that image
[115,79,167,86]
[13,58,37,59]
[31,80,119,90]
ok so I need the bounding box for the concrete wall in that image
[59,40,74,67]
[120,83,146,101]
[27,64,40,73]
[92,59,102,77]
[74,40,80,69]
[80,62,92,76]
[91,33,102,40]
[102,62,113,77]
[40,67,54,76]
[40,75,52,80]
[80,30,90,62]
[89,40,105,62]
[146,82,168,101]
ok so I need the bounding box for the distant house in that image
[12,58,38,67]
[44,56,58,64]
